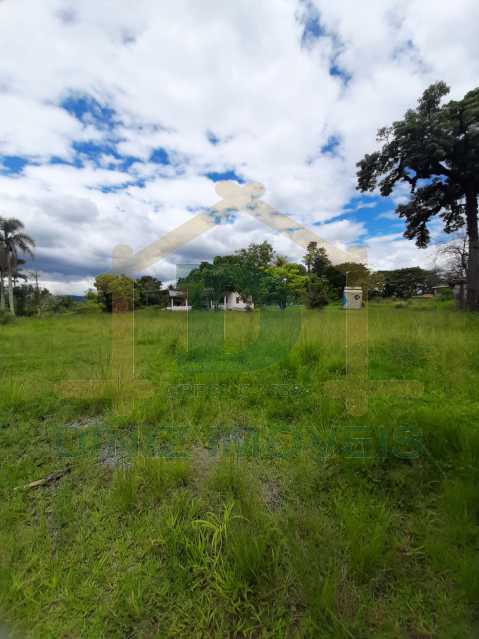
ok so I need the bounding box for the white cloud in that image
[367,219,447,271]
[368,237,438,271]
[0,0,477,292]
[376,210,400,221]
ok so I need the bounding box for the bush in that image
[75,300,103,314]
[94,273,138,312]
[0,309,15,325]
[438,289,454,301]
[39,295,76,314]
[304,275,330,309]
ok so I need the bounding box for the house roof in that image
[225,291,253,301]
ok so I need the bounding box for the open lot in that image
[1,302,478,638]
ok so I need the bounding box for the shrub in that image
[304,275,330,309]
[438,289,454,301]
[298,342,322,366]
[75,300,103,314]
[0,309,15,325]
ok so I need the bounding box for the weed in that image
[0,306,478,637]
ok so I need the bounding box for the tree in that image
[303,241,317,273]
[357,82,479,310]
[379,267,439,298]
[264,263,308,308]
[236,241,275,270]
[12,258,27,287]
[304,274,330,309]
[0,217,35,315]
[44,295,76,314]
[12,283,50,316]
[437,233,468,283]
[178,242,278,306]
[303,242,345,299]
[135,276,164,307]
[94,274,137,312]
[303,241,328,274]
[329,262,385,298]
[75,289,103,314]
[184,280,206,309]
[179,259,239,305]
[311,247,333,280]
[435,234,468,307]
[0,245,7,311]
[273,254,289,267]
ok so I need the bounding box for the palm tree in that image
[12,258,28,287]
[0,216,6,311]
[0,246,6,311]
[0,217,35,315]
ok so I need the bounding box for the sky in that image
[0,0,478,294]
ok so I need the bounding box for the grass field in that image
[1,302,478,638]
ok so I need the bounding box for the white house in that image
[166,289,191,311]
[432,285,451,296]
[219,291,254,311]
[163,288,253,311]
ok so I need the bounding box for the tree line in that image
[1,80,477,315]
[0,228,458,318]
[88,241,448,312]
[176,241,449,309]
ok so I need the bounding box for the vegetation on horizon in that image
[89,241,449,314]
[0,233,457,319]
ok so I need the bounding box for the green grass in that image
[1,302,478,637]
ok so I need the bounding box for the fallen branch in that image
[14,466,71,491]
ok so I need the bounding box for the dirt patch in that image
[261,478,282,511]
[190,446,214,483]
[216,429,247,450]
[98,443,130,468]
[65,416,102,430]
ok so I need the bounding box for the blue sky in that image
[0,0,477,293]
